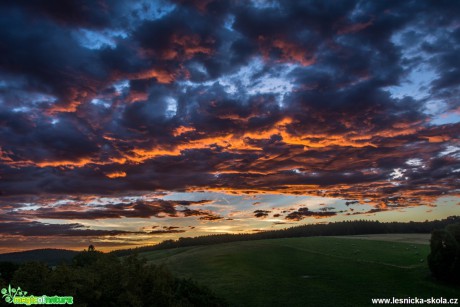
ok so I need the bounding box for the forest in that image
[112,216,460,257]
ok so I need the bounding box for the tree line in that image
[112,216,460,257]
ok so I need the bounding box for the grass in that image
[332,233,432,245]
[139,236,459,307]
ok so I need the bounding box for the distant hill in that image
[0,249,78,266]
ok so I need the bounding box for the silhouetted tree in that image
[72,249,106,267]
[428,223,460,283]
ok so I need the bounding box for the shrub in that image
[428,223,460,283]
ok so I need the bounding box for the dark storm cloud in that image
[346,208,388,216]
[132,7,216,60]
[345,201,360,206]
[143,226,187,234]
[253,210,271,218]
[0,5,108,111]
[180,208,223,221]
[0,110,101,165]
[9,199,214,220]
[147,229,186,234]
[285,207,337,221]
[199,215,223,221]
[0,0,459,226]
[2,0,115,28]
[0,221,141,237]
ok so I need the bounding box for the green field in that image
[139,236,459,307]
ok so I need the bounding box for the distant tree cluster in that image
[0,249,226,307]
[112,216,460,257]
[428,223,460,284]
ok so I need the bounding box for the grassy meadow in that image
[139,235,459,307]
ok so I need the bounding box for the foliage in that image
[6,250,226,306]
[12,262,51,294]
[428,223,460,283]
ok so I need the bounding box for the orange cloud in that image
[171,34,213,58]
[259,37,316,66]
[36,158,94,168]
[105,171,127,179]
[173,126,196,137]
[424,135,451,143]
[128,68,175,84]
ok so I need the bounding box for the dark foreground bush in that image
[428,223,460,284]
[6,251,226,307]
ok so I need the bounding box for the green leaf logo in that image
[2,284,26,304]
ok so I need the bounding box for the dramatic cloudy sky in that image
[0,0,459,252]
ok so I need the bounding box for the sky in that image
[0,0,459,253]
